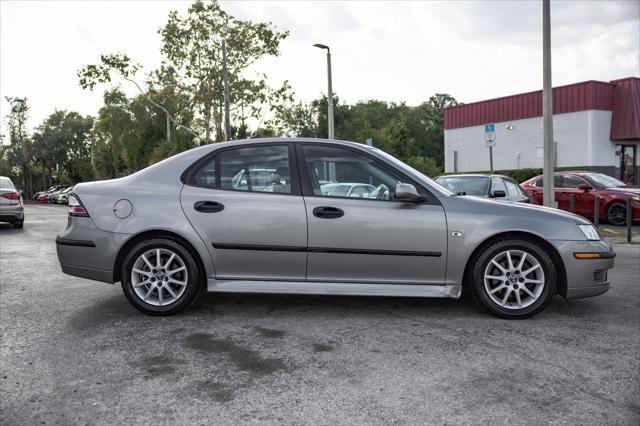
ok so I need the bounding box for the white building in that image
[444,77,640,185]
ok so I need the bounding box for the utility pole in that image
[166,112,171,143]
[222,40,231,141]
[542,0,555,207]
[314,43,334,139]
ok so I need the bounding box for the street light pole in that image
[314,43,334,139]
[542,0,555,207]
[222,40,231,141]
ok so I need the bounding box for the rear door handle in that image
[194,200,224,213]
[313,206,344,219]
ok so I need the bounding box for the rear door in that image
[180,143,308,280]
[298,143,447,285]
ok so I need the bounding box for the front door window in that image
[302,145,403,200]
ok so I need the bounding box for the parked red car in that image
[521,172,640,226]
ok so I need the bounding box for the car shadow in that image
[0,222,22,232]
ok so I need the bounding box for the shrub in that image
[507,168,542,183]
[405,156,442,178]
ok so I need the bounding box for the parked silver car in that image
[0,176,24,229]
[56,138,615,318]
[436,174,531,203]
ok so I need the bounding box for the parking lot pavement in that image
[1,204,639,425]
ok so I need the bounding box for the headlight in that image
[578,224,600,241]
[632,196,640,204]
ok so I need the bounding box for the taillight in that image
[1,191,20,205]
[68,194,90,217]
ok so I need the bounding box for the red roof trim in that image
[610,77,640,140]
[444,79,617,130]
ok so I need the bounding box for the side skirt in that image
[207,280,461,299]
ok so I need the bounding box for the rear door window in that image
[188,145,296,194]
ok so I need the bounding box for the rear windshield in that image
[436,176,489,196]
[0,177,15,189]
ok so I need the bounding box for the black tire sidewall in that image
[121,238,200,315]
[606,202,626,226]
[471,239,557,319]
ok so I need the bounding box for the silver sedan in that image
[56,138,615,318]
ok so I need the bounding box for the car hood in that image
[602,187,640,195]
[450,194,591,224]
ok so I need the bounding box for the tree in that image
[156,0,291,142]
[32,110,94,184]
[4,97,35,196]
[78,0,292,143]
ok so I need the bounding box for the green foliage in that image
[507,168,542,183]
[405,156,443,178]
[3,97,35,195]
[156,0,292,142]
[273,93,457,169]
[1,98,94,195]
[77,53,141,90]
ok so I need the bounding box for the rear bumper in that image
[60,263,113,283]
[56,216,129,284]
[550,239,615,299]
[0,205,24,223]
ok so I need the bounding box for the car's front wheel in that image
[470,238,557,319]
[121,238,201,315]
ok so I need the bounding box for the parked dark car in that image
[521,172,640,226]
[435,174,530,203]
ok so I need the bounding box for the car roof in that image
[437,174,511,179]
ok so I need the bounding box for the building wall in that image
[444,110,615,173]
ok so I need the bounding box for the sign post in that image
[485,123,496,174]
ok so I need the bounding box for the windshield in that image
[584,173,626,188]
[436,176,490,196]
[371,148,453,195]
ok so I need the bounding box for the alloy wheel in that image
[131,248,188,306]
[607,203,627,226]
[483,249,545,310]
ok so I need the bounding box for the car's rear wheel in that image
[470,238,556,319]
[13,220,23,229]
[121,238,201,315]
[606,201,627,226]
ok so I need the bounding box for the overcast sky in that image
[1,0,638,134]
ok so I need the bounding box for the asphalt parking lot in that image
[1,204,639,425]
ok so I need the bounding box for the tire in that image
[13,221,24,229]
[121,238,201,316]
[606,201,627,226]
[470,238,557,319]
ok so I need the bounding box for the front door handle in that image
[313,206,344,219]
[194,200,224,213]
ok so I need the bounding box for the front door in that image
[619,145,637,186]
[298,144,447,285]
[180,144,307,280]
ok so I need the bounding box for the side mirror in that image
[395,183,425,203]
[491,190,507,198]
[577,183,593,191]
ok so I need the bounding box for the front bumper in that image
[56,216,129,284]
[550,239,615,299]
